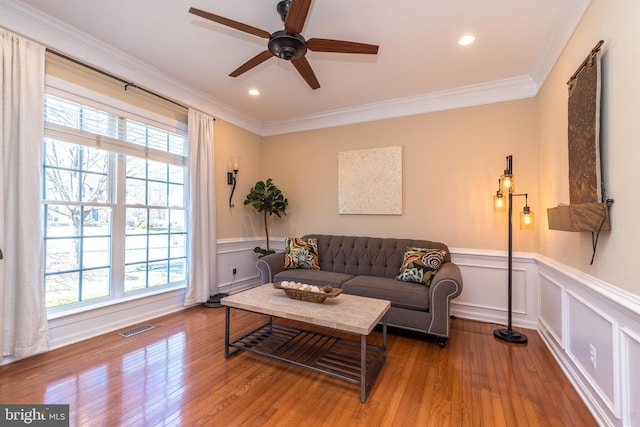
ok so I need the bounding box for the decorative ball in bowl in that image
[273,281,343,303]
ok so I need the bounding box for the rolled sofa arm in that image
[427,262,463,338]
[256,252,286,284]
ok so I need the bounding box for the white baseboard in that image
[47,288,188,350]
[1,239,264,366]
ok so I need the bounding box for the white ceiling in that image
[7,0,590,135]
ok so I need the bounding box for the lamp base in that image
[494,328,528,344]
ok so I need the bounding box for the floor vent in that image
[119,324,155,338]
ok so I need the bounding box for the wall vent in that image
[119,324,155,338]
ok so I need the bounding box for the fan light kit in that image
[189,0,379,90]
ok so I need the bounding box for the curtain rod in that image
[46,48,190,111]
[566,40,604,85]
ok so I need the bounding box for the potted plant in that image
[244,178,288,257]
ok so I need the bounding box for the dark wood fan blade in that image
[306,38,379,54]
[229,51,273,77]
[189,7,271,39]
[291,57,320,90]
[284,0,312,34]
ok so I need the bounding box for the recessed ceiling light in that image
[458,35,475,46]
[248,88,260,96]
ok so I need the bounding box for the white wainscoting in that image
[449,248,539,329]
[215,237,268,295]
[0,238,265,366]
[536,256,640,427]
[449,249,640,427]
[47,287,188,350]
[8,238,640,427]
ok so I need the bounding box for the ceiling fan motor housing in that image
[268,30,307,60]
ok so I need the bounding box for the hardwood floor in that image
[0,306,597,426]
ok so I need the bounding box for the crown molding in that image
[0,0,264,135]
[261,0,592,137]
[1,0,590,137]
[529,0,593,88]
[261,75,538,136]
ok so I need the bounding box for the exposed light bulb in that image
[501,173,514,193]
[494,193,506,212]
[520,207,535,230]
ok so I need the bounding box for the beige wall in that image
[537,0,640,296]
[213,120,264,239]
[46,0,640,300]
[257,99,538,252]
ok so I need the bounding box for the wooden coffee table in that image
[221,284,390,402]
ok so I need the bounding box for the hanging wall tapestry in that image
[547,41,610,235]
[567,40,603,204]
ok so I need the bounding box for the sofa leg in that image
[438,337,447,348]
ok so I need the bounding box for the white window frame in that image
[44,76,189,316]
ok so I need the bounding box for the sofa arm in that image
[256,252,286,284]
[427,262,463,339]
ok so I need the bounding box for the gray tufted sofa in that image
[256,234,463,347]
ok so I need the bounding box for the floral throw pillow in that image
[394,247,447,286]
[284,237,320,270]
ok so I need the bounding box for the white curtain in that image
[184,109,217,305]
[0,28,49,360]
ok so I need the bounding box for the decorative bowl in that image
[273,282,342,303]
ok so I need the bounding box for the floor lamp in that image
[493,155,534,344]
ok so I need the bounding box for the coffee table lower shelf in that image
[224,309,387,403]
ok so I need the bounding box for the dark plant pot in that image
[254,247,276,258]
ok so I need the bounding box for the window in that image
[123,157,187,292]
[43,92,188,310]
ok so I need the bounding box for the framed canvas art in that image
[338,146,403,215]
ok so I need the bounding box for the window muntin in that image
[124,156,187,293]
[43,93,188,310]
[43,203,112,307]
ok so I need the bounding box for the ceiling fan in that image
[189,0,379,90]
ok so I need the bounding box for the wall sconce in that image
[227,158,239,208]
[492,155,534,344]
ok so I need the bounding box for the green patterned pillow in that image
[395,247,447,286]
[284,237,320,270]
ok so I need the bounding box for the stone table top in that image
[221,284,390,335]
